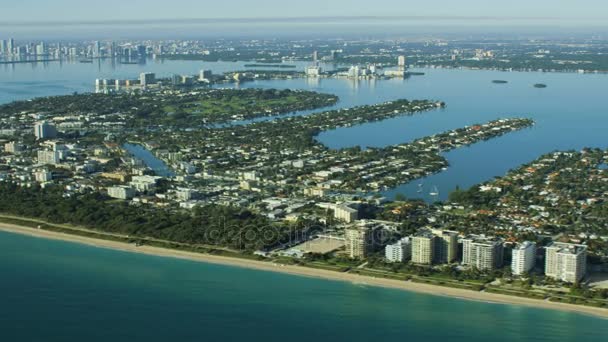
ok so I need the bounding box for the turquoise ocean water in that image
[0,231,607,341]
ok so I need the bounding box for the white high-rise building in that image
[36,42,46,56]
[34,170,52,183]
[334,204,359,223]
[511,241,536,275]
[305,65,322,77]
[176,189,195,201]
[34,121,57,140]
[37,150,61,165]
[344,222,380,259]
[107,186,136,200]
[385,237,411,263]
[130,175,161,192]
[398,55,406,70]
[545,242,587,283]
[4,141,25,154]
[347,65,360,78]
[7,38,14,55]
[410,229,457,265]
[411,230,436,265]
[93,41,101,58]
[462,235,504,271]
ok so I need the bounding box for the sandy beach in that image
[1,223,607,320]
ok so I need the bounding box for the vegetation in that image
[0,88,338,127]
[0,183,302,251]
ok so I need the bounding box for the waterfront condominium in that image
[411,229,458,265]
[462,235,504,271]
[385,237,411,263]
[411,229,436,265]
[398,55,406,69]
[511,241,536,276]
[344,222,380,259]
[544,242,587,283]
[431,229,458,263]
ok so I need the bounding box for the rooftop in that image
[547,242,587,255]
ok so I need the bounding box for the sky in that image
[2,0,608,39]
[3,0,608,23]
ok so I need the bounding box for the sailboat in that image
[417,181,423,193]
[429,185,439,197]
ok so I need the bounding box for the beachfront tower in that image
[462,235,504,271]
[511,241,536,276]
[545,242,587,283]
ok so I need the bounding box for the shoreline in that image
[1,223,607,320]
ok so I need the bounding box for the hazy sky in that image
[3,0,608,23]
[3,0,608,39]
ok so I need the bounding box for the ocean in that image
[0,231,607,341]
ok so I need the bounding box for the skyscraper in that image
[385,237,411,263]
[344,222,381,259]
[511,241,536,275]
[0,40,6,55]
[411,230,436,265]
[7,38,14,55]
[410,228,458,265]
[37,150,61,165]
[432,229,458,264]
[137,45,147,58]
[170,74,182,86]
[139,72,156,87]
[34,121,57,140]
[93,41,101,58]
[199,69,212,82]
[462,235,504,270]
[398,55,406,70]
[36,42,46,56]
[545,242,587,283]
[106,41,115,58]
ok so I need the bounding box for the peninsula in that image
[0,77,606,315]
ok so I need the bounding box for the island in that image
[0,88,338,126]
